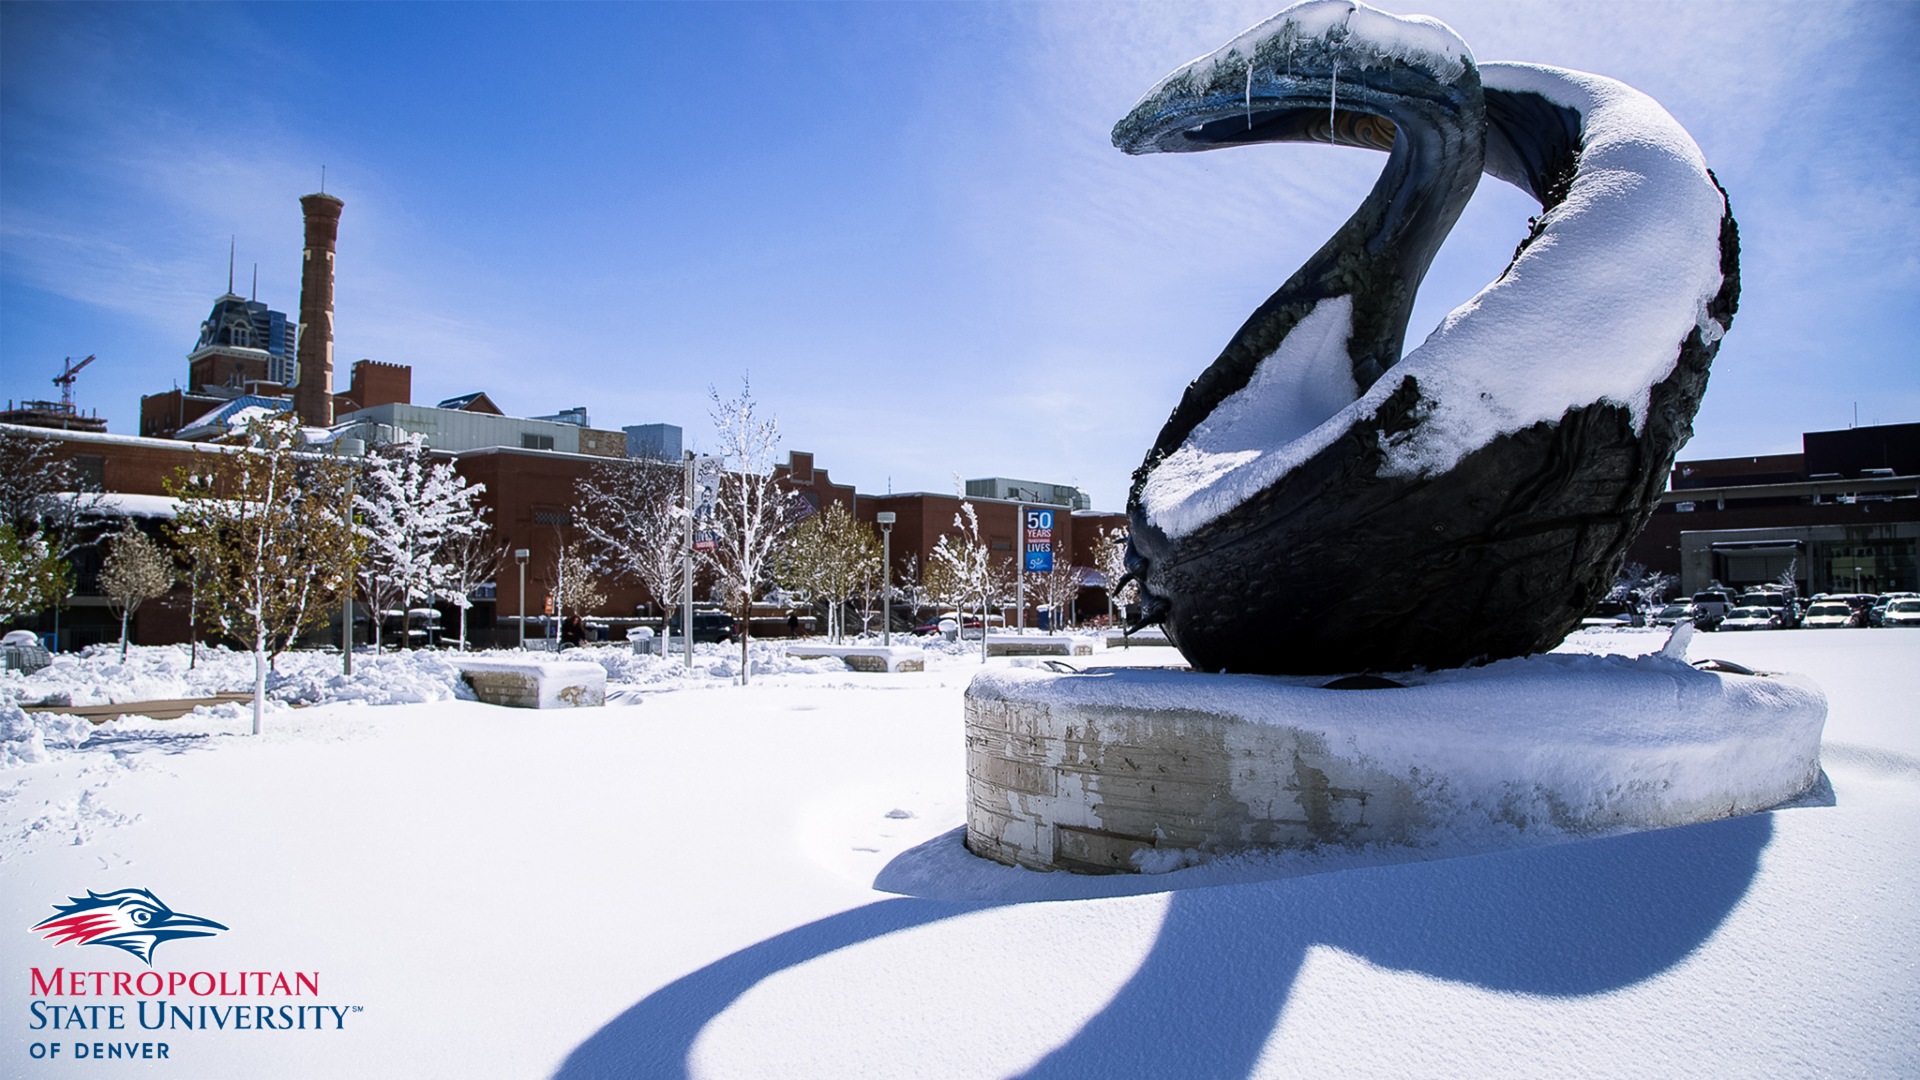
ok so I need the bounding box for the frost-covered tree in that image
[438,526,508,651]
[166,413,360,734]
[706,380,801,682]
[0,426,103,555]
[355,433,486,649]
[928,501,1014,661]
[1608,562,1676,619]
[774,502,878,642]
[0,428,105,629]
[572,456,685,616]
[547,540,608,637]
[1093,525,1138,625]
[1035,547,1088,632]
[1776,557,1800,594]
[0,526,69,625]
[99,525,174,659]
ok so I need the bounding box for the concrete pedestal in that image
[965,655,1826,874]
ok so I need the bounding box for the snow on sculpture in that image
[1114,1,1739,675]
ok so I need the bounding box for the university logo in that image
[30,888,227,966]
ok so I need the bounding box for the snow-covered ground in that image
[2,628,1914,1077]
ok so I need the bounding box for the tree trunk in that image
[252,630,266,736]
[119,608,130,660]
[740,594,751,685]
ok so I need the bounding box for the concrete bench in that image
[1105,629,1173,648]
[784,644,925,673]
[453,659,606,709]
[984,635,1093,658]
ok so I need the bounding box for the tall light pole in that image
[515,549,530,648]
[683,451,696,670]
[337,438,364,676]
[877,512,895,647]
[1014,503,1024,633]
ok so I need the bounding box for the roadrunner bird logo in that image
[31,888,227,966]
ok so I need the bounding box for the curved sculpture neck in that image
[1134,69,1487,490]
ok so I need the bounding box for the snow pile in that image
[0,696,92,767]
[263,651,478,707]
[0,643,477,709]
[581,641,850,687]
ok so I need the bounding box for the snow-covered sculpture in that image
[1116,1,1738,674]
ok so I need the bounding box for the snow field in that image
[0,628,1912,1078]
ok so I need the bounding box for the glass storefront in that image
[1816,530,1918,593]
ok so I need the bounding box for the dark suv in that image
[667,610,735,643]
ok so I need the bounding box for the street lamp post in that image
[515,549,530,648]
[877,512,896,647]
[337,438,364,676]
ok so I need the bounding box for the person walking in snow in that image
[561,614,587,650]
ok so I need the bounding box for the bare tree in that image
[166,413,360,734]
[99,524,174,659]
[706,380,800,683]
[572,456,685,616]
[548,539,608,638]
[438,526,509,651]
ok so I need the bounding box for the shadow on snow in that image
[553,813,1774,1080]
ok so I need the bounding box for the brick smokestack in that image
[294,192,344,427]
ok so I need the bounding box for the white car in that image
[1803,602,1859,629]
[1720,605,1781,631]
[1884,599,1920,628]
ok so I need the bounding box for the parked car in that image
[1690,590,1734,630]
[1737,591,1801,629]
[1803,602,1862,629]
[1868,599,1890,627]
[667,610,735,643]
[1651,603,1698,628]
[1588,600,1645,627]
[1884,598,1920,628]
[1720,605,1782,631]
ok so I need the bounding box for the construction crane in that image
[53,355,96,413]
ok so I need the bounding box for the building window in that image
[521,433,554,451]
[72,455,106,492]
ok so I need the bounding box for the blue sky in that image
[3,1,1916,509]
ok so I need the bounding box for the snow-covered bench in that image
[453,659,606,709]
[784,644,925,673]
[984,635,1093,658]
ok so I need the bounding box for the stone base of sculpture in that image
[964,655,1825,875]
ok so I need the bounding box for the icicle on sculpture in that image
[1116,1,1739,675]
